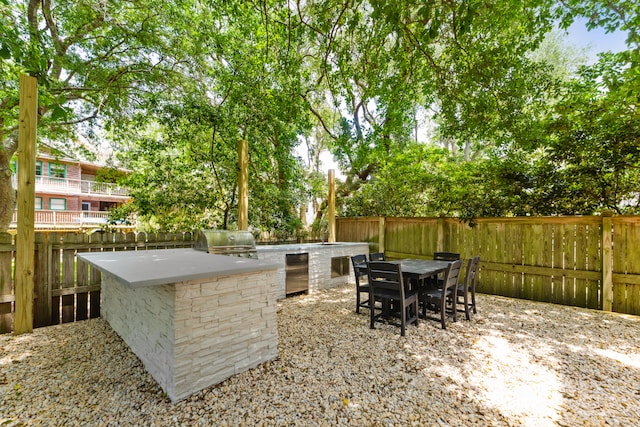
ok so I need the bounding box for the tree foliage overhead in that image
[1,0,638,233]
[0,0,202,230]
[311,0,640,220]
[111,1,310,232]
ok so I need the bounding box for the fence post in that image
[378,217,385,254]
[601,211,613,311]
[327,169,336,243]
[238,139,249,231]
[436,215,445,252]
[14,74,38,334]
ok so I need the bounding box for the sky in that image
[565,18,629,64]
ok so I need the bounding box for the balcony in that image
[10,210,134,230]
[11,175,129,197]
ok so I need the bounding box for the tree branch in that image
[4,131,19,156]
[27,0,41,52]
[303,94,338,141]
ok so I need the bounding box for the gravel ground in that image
[1,285,640,426]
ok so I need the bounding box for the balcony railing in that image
[10,210,133,229]
[11,175,129,197]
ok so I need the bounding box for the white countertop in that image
[256,242,367,252]
[78,248,278,288]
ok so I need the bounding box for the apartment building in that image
[10,146,132,230]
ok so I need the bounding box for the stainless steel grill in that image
[193,230,258,259]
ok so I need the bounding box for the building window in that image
[35,197,43,210]
[10,160,42,175]
[48,163,66,178]
[82,202,90,211]
[49,198,66,210]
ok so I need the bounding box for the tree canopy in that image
[1,0,638,233]
[1,0,208,229]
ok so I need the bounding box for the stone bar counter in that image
[78,248,279,402]
[256,242,370,299]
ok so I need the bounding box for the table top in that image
[389,259,451,279]
[78,248,278,288]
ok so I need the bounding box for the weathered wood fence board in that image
[89,232,102,319]
[337,214,640,316]
[0,233,13,331]
[335,217,381,251]
[3,214,640,333]
[76,235,89,322]
[612,217,640,314]
[0,231,194,333]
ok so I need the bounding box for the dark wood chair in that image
[351,254,370,313]
[431,252,461,287]
[367,261,418,336]
[419,259,463,329]
[433,251,461,261]
[456,256,480,320]
[369,252,385,261]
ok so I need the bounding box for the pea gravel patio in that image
[1,284,639,426]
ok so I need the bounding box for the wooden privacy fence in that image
[0,231,194,333]
[3,215,639,333]
[337,214,640,316]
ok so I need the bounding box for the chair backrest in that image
[351,254,368,278]
[370,252,386,261]
[433,251,461,261]
[442,259,464,292]
[463,256,480,291]
[367,261,405,298]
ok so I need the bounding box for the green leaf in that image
[50,105,67,121]
[0,45,10,59]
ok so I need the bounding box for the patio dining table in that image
[389,258,451,286]
[364,258,453,324]
[354,258,452,286]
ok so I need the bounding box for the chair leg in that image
[472,291,477,314]
[370,294,376,330]
[400,302,406,336]
[440,300,446,329]
[452,294,457,323]
[464,291,470,320]
[355,275,360,313]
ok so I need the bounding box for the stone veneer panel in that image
[101,269,278,402]
[256,242,370,299]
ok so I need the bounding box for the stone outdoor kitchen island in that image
[78,248,279,402]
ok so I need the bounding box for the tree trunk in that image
[0,135,18,232]
[0,148,16,232]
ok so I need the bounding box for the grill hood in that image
[193,230,258,258]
